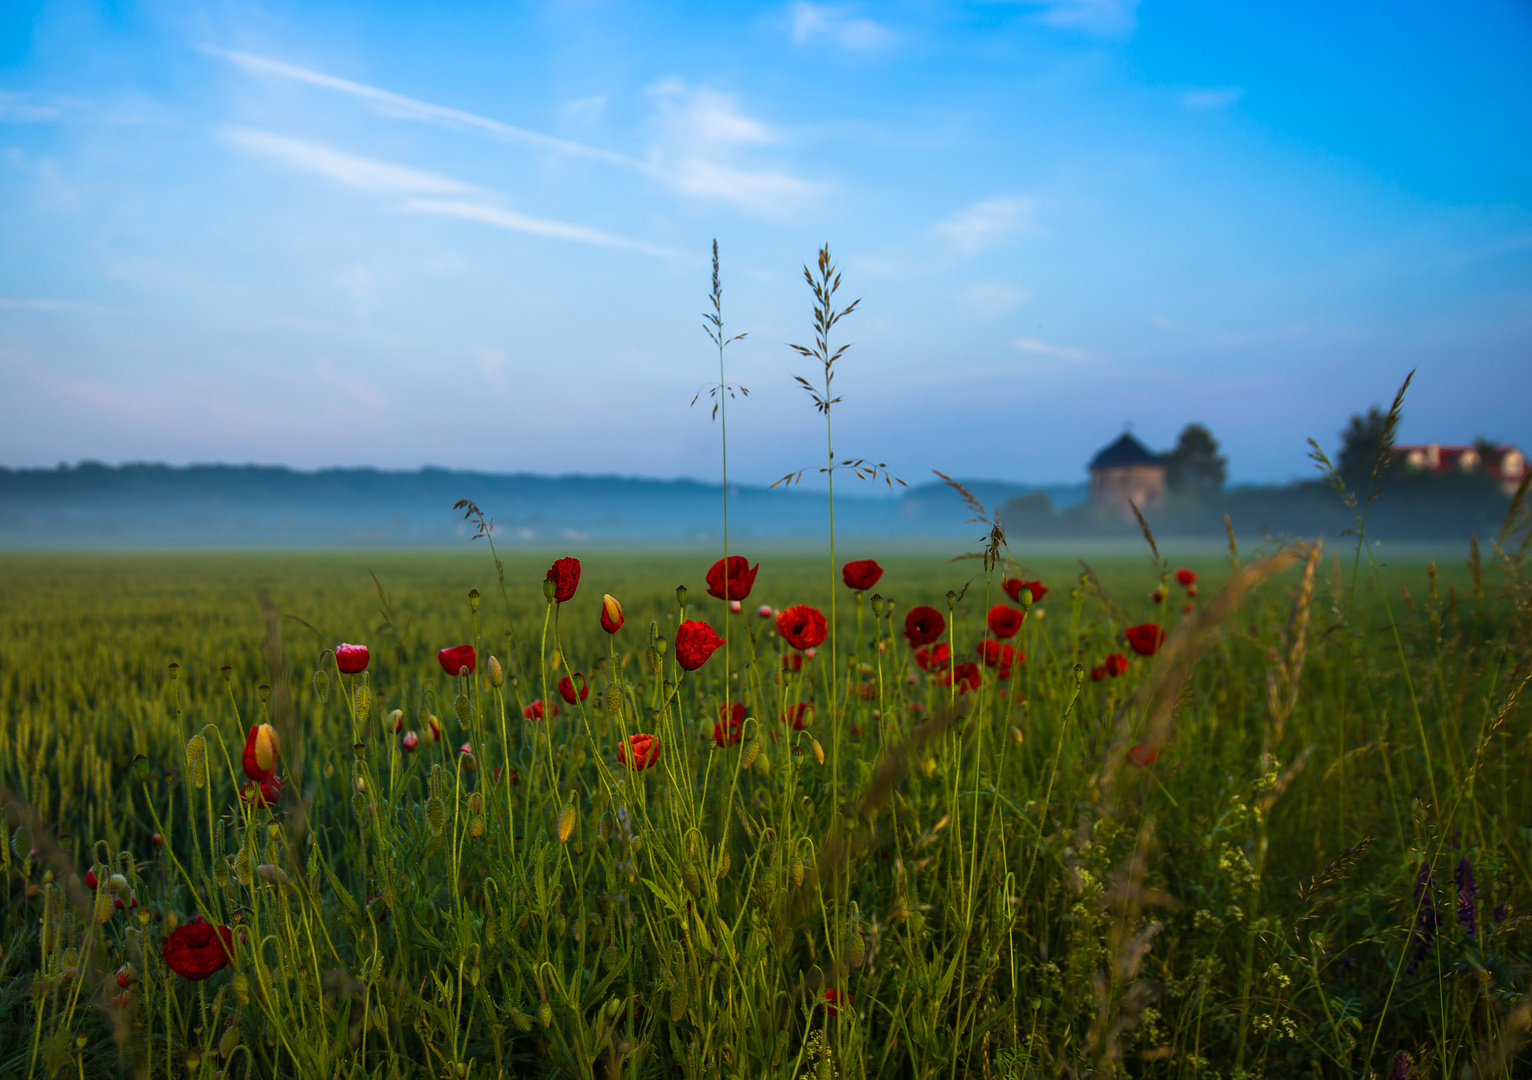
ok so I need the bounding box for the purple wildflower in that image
[1388,1050,1413,1080]
[1455,857,1477,939]
[1406,861,1438,974]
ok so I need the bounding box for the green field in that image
[1,538,1528,1079]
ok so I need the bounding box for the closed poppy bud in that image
[557,803,577,843]
[757,604,774,619]
[116,963,136,988]
[241,724,280,782]
[809,737,824,765]
[1175,568,1197,587]
[401,731,419,751]
[740,739,761,770]
[601,594,625,634]
[538,1000,553,1028]
[487,656,504,687]
[1187,584,1198,597]
[335,643,369,674]
[604,682,623,716]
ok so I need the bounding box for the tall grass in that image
[0,536,1527,1079]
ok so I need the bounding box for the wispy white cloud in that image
[934,195,1035,254]
[958,282,1030,316]
[205,46,817,218]
[563,94,608,124]
[790,3,895,50]
[223,128,477,195]
[0,93,65,123]
[1019,0,1139,35]
[0,297,76,311]
[400,199,680,257]
[1182,87,1243,110]
[1013,336,1092,362]
[201,46,653,173]
[644,80,819,215]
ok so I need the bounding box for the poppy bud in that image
[185,735,207,790]
[426,797,446,837]
[538,1000,553,1028]
[847,929,866,968]
[107,873,129,895]
[455,693,472,727]
[85,868,98,890]
[512,1011,533,1032]
[682,863,701,899]
[218,1026,239,1060]
[790,857,804,888]
[603,945,622,972]
[604,682,622,716]
[757,604,773,619]
[669,983,689,1022]
[385,709,403,733]
[131,755,151,782]
[645,645,663,676]
[557,803,577,844]
[488,656,504,687]
[233,970,250,1005]
[740,739,761,771]
[469,816,485,840]
[809,738,825,765]
[116,963,135,988]
[94,890,114,924]
[402,731,419,751]
[601,594,625,634]
[312,669,330,702]
[355,685,372,721]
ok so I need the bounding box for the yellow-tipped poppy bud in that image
[600,594,625,634]
[740,739,760,771]
[557,803,577,844]
[488,656,504,687]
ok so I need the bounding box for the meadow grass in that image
[0,536,1528,1080]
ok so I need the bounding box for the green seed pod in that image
[469,816,485,840]
[512,1010,533,1032]
[847,929,866,968]
[12,824,33,860]
[669,983,689,1023]
[603,945,622,972]
[790,857,805,888]
[184,735,207,790]
[107,873,129,895]
[454,693,472,727]
[537,1000,553,1028]
[681,864,701,899]
[557,804,577,844]
[425,797,446,837]
[740,739,760,771]
[606,995,623,1020]
[599,813,613,843]
[355,685,372,721]
[604,682,622,716]
[131,754,151,782]
[232,970,251,1005]
[312,669,329,702]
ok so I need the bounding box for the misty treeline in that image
[998,409,1523,542]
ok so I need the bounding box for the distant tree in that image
[1162,423,1227,496]
[1338,406,1390,481]
[997,490,1055,535]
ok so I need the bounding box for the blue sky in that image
[1,0,1529,487]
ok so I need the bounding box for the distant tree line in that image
[998,410,1521,541]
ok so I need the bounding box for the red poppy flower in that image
[782,651,804,673]
[1175,568,1197,587]
[1003,578,1048,605]
[240,775,283,808]
[842,559,884,591]
[782,703,814,730]
[987,604,1024,639]
[241,724,280,782]
[544,557,581,603]
[600,594,624,634]
[714,702,745,747]
[1182,602,1194,615]
[1125,623,1165,657]
[1090,665,1107,681]
[776,605,828,651]
[940,661,982,694]
[1127,742,1159,768]
[1103,652,1129,677]
[852,681,877,700]
[335,643,369,674]
[437,645,477,676]
[558,673,589,705]
[523,699,554,721]
[976,641,1019,669]
[904,606,946,647]
[914,642,950,672]
[619,733,659,770]
[162,914,234,981]
[823,988,854,1017]
[705,556,759,601]
[673,620,725,671]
